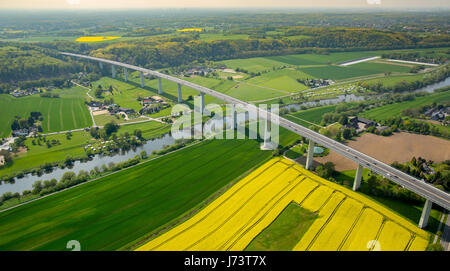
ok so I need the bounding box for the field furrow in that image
[136,158,431,251]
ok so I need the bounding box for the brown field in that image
[316,132,450,171]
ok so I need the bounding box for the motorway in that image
[61,52,450,211]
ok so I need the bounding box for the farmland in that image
[0,87,92,137]
[285,105,337,127]
[298,61,411,81]
[360,90,450,121]
[137,158,430,251]
[0,139,272,251]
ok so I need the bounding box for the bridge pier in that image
[124,68,128,82]
[140,72,145,88]
[233,104,237,129]
[200,93,205,113]
[158,78,163,94]
[418,199,432,229]
[177,83,183,103]
[261,119,271,150]
[305,139,315,170]
[353,164,363,191]
[112,65,116,78]
[99,62,103,69]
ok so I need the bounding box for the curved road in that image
[61,52,450,211]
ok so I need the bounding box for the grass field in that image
[137,158,430,251]
[285,105,337,127]
[0,87,92,137]
[298,61,411,81]
[0,139,272,251]
[360,90,450,121]
[93,114,148,127]
[244,69,311,93]
[245,203,318,251]
[0,121,169,176]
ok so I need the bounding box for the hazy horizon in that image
[0,0,449,10]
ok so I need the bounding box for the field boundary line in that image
[287,114,324,128]
[126,154,276,251]
[59,99,64,131]
[305,195,346,251]
[71,99,78,128]
[337,206,366,251]
[184,164,295,251]
[224,175,307,251]
[148,161,290,251]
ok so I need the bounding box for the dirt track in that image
[316,132,450,171]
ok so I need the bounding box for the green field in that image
[0,130,92,175]
[244,69,311,93]
[285,105,337,127]
[0,87,92,137]
[0,139,272,251]
[360,90,450,121]
[93,114,148,127]
[0,121,169,176]
[245,203,318,251]
[266,51,380,66]
[299,61,411,81]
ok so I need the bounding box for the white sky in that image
[0,0,449,9]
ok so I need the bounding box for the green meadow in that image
[360,90,450,121]
[285,105,337,127]
[0,121,169,176]
[0,86,92,138]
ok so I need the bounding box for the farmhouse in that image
[347,117,377,133]
[424,107,449,121]
[119,108,135,114]
[12,128,29,137]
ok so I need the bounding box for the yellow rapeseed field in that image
[136,157,430,251]
[177,28,203,32]
[76,36,121,42]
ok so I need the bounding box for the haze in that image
[1,0,449,9]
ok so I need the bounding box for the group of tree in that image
[11,112,42,131]
[380,116,449,139]
[392,158,449,192]
[358,65,450,93]
[91,27,450,70]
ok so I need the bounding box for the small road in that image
[441,212,450,251]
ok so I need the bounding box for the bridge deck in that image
[61,52,450,211]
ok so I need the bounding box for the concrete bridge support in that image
[200,93,205,114]
[353,164,363,191]
[233,104,238,129]
[158,78,163,94]
[99,62,103,69]
[140,72,145,88]
[262,119,271,149]
[112,65,116,78]
[124,68,128,82]
[305,140,315,170]
[419,199,432,229]
[177,83,183,103]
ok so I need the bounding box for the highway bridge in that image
[61,52,450,228]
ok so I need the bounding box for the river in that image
[0,133,175,195]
